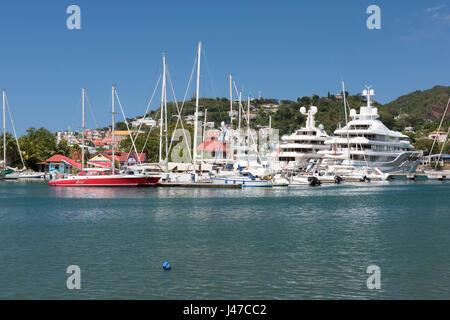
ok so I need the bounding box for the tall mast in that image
[111,85,115,173]
[229,74,233,126]
[193,41,201,166]
[81,88,85,169]
[247,96,250,167]
[429,97,450,156]
[342,81,350,162]
[164,54,168,173]
[237,91,242,166]
[2,89,5,170]
[159,53,166,164]
[201,108,207,163]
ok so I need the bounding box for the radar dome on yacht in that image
[300,107,306,114]
[318,124,324,130]
[310,106,318,113]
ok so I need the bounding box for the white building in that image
[427,131,448,143]
[131,118,157,128]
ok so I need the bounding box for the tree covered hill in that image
[123,85,449,137]
[384,85,450,122]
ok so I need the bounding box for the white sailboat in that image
[1,89,41,179]
[211,92,272,187]
[424,97,450,180]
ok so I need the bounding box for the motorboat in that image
[48,168,160,187]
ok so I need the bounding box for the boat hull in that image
[48,176,160,187]
[342,151,423,173]
[211,177,272,187]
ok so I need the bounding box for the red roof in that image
[88,161,112,168]
[103,149,122,154]
[118,152,146,162]
[100,153,121,163]
[197,140,228,152]
[101,151,146,163]
[44,154,82,169]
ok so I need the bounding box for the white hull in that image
[211,177,272,187]
[341,151,422,173]
[272,176,289,186]
[425,170,450,181]
[18,172,46,179]
[289,175,321,186]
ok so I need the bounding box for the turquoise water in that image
[0,180,449,299]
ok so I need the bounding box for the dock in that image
[157,182,242,188]
[390,173,428,180]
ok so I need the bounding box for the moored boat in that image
[48,168,160,187]
[288,174,321,186]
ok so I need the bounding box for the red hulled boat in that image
[48,168,160,187]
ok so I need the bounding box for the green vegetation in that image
[1,86,449,169]
[119,123,195,163]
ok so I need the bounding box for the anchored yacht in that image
[277,106,330,169]
[319,87,422,173]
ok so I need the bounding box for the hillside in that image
[384,85,450,121]
[119,85,450,139]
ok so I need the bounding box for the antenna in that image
[364,85,374,107]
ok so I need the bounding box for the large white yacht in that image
[319,87,422,173]
[277,106,330,169]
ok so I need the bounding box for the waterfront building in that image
[88,150,147,169]
[196,129,233,163]
[37,154,81,174]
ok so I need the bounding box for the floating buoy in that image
[162,261,171,270]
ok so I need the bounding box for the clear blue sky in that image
[0,0,449,134]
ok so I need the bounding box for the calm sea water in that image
[0,180,449,299]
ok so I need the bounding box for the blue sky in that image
[0,0,449,134]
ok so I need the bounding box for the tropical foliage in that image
[1,86,449,168]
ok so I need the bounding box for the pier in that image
[157,182,242,188]
[391,173,428,180]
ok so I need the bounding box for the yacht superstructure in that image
[319,87,422,173]
[277,106,330,168]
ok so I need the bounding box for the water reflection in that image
[49,186,158,199]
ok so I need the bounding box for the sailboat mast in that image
[111,85,115,174]
[342,81,350,162]
[81,88,85,169]
[201,108,207,163]
[2,89,5,170]
[247,96,250,167]
[159,53,166,164]
[193,41,201,166]
[237,91,242,166]
[229,74,233,127]
[164,54,169,173]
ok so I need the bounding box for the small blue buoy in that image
[162,261,171,270]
